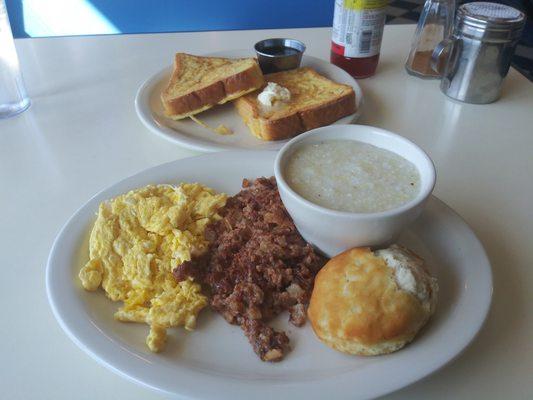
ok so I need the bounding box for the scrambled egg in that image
[79,183,227,352]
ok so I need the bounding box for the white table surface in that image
[1,25,532,400]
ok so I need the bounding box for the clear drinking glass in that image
[0,0,30,118]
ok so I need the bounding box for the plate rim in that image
[134,51,363,153]
[46,151,492,400]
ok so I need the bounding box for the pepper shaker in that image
[405,0,455,78]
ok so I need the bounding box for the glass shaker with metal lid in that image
[431,2,525,104]
[405,0,455,78]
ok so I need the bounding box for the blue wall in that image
[6,0,334,38]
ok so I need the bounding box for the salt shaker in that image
[405,0,455,78]
[432,2,525,103]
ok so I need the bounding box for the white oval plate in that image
[46,151,492,400]
[135,50,363,152]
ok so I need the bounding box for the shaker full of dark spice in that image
[405,0,455,78]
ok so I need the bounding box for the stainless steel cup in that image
[254,38,306,74]
[431,2,525,104]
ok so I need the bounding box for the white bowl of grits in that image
[274,124,436,257]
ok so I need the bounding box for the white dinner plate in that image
[135,50,363,152]
[46,151,492,400]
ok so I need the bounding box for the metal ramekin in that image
[254,38,306,74]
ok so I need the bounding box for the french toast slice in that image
[234,67,356,141]
[161,53,264,120]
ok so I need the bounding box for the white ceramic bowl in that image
[274,125,436,257]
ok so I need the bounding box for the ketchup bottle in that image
[330,0,388,78]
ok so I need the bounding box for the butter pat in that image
[257,82,291,107]
[375,245,430,302]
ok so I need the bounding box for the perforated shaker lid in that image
[458,2,525,33]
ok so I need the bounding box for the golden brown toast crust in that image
[234,67,356,141]
[299,90,356,131]
[234,98,306,140]
[161,53,264,120]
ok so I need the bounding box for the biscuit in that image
[308,245,438,356]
